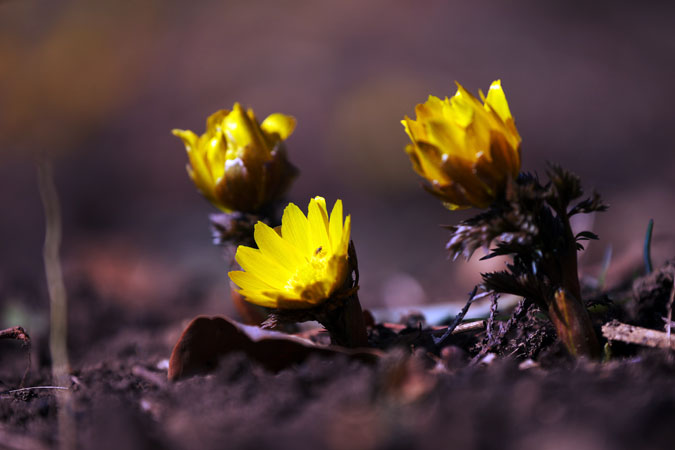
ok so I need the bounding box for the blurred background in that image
[2,0,675,341]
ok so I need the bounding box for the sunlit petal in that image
[307,197,331,252]
[261,113,296,141]
[485,80,512,123]
[254,221,305,268]
[329,199,343,252]
[235,245,292,288]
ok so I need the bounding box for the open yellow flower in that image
[228,196,352,309]
[173,103,298,213]
[402,80,521,210]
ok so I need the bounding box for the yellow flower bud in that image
[173,103,298,213]
[228,197,352,310]
[402,80,521,209]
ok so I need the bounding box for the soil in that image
[1,263,675,450]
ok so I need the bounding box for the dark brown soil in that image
[2,265,675,450]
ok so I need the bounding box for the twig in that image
[471,297,529,364]
[464,290,492,302]
[0,327,30,343]
[377,320,485,336]
[485,292,500,347]
[433,286,479,346]
[602,320,675,350]
[446,320,485,334]
[1,386,68,396]
[0,326,31,387]
[472,293,501,362]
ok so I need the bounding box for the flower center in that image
[284,246,330,298]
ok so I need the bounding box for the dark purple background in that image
[1,0,674,323]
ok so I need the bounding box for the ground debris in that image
[602,320,675,350]
[0,326,31,387]
[631,259,675,329]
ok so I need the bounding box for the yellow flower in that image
[402,80,521,210]
[172,103,298,213]
[228,196,352,309]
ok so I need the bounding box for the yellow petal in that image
[254,221,305,268]
[402,116,428,145]
[205,134,228,181]
[261,113,296,141]
[241,294,277,308]
[414,141,452,184]
[307,197,330,253]
[177,132,217,194]
[185,164,215,204]
[426,119,466,158]
[328,199,343,253]
[404,143,427,179]
[313,196,328,215]
[205,109,230,134]
[401,117,414,141]
[416,95,444,121]
[233,285,278,308]
[454,82,485,113]
[229,270,276,293]
[485,80,512,123]
[463,116,492,160]
[341,214,351,255]
[223,103,268,155]
[172,129,199,150]
[246,107,259,124]
[235,245,292,288]
[312,196,330,230]
[447,92,474,128]
[281,203,312,256]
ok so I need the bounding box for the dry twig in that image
[602,320,675,350]
[379,320,486,336]
[0,386,68,397]
[432,286,479,346]
[471,297,529,363]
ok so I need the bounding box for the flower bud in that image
[402,80,521,209]
[173,103,298,213]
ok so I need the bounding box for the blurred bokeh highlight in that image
[2,0,675,329]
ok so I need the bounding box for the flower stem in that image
[37,157,75,450]
[549,212,600,358]
[318,293,368,348]
[37,158,71,383]
[548,289,600,358]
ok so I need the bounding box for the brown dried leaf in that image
[168,316,380,381]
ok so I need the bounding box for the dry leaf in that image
[168,315,380,381]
